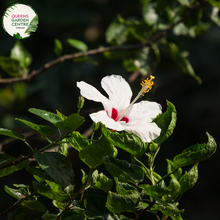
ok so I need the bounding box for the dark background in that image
[0,0,220,219]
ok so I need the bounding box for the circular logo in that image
[2,3,38,39]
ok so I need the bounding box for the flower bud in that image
[149,141,159,152]
[77,96,85,110]
[92,122,100,131]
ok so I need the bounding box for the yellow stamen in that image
[140,75,155,96]
[115,75,155,122]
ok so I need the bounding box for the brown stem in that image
[134,199,156,220]
[0,194,33,217]
[0,0,208,84]
[57,169,93,220]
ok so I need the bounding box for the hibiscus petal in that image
[101,75,132,114]
[125,121,161,143]
[90,110,126,131]
[126,101,162,122]
[77,81,111,111]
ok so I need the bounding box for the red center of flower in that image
[107,108,129,123]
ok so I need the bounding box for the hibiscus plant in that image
[0,75,217,220]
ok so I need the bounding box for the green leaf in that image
[56,109,67,120]
[103,156,144,185]
[134,45,160,76]
[177,0,195,6]
[160,41,201,83]
[26,166,56,182]
[153,100,177,145]
[140,181,170,197]
[0,159,29,178]
[116,182,143,197]
[167,178,181,199]
[105,21,129,45]
[34,150,75,189]
[142,3,158,26]
[106,191,141,213]
[10,41,32,68]
[171,215,183,220]
[0,154,14,168]
[25,15,39,34]
[79,135,116,168]
[5,185,25,200]
[67,39,88,52]
[166,159,182,180]
[54,38,63,57]
[209,0,220,9]
[0,56,20,76]
[22,200,47,213]
[32,181,69,202]
[68,131,89,151]
[173,132,217,167]
[179,163,199,195]
[41,213,57,220]
[56,113,85,132]
[16,118,56,136]
[101,124,147,157]
[29,108,85,131]
[123,58,139,72]
[155,198,184,218]
[29,108,63,124]
[85,195,115,219]
[0,128,25,141]
[59,139,68,156]
[88,170,114,191]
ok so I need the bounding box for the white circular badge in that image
[2,3,38,39]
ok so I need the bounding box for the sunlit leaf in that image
[142,3,158,26]
[105,21,129,45]
[166,159,182,180]
[173,132,217,167]
[79,136,116,168]
[67,39,88,52]
[153,100,177,145]
[10,41,32,68]
[0,128,25,141]
[0,159,29,178]
[16,118,56,136]
[54,39,63,57]
[179,163,199,194]
[32,181,69,202]
[103,156,144,185]
[106,191,141,213]
[101,124,147,157]
[68,131,89,151]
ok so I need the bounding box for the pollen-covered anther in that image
[140,75,155,96]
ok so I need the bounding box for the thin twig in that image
[0,131,36,152]
[0,194,33,217]
[0,0,208,84]
[134,199,156,220]
[57,169,94,220]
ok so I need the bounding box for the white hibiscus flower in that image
[77,75,162,142]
